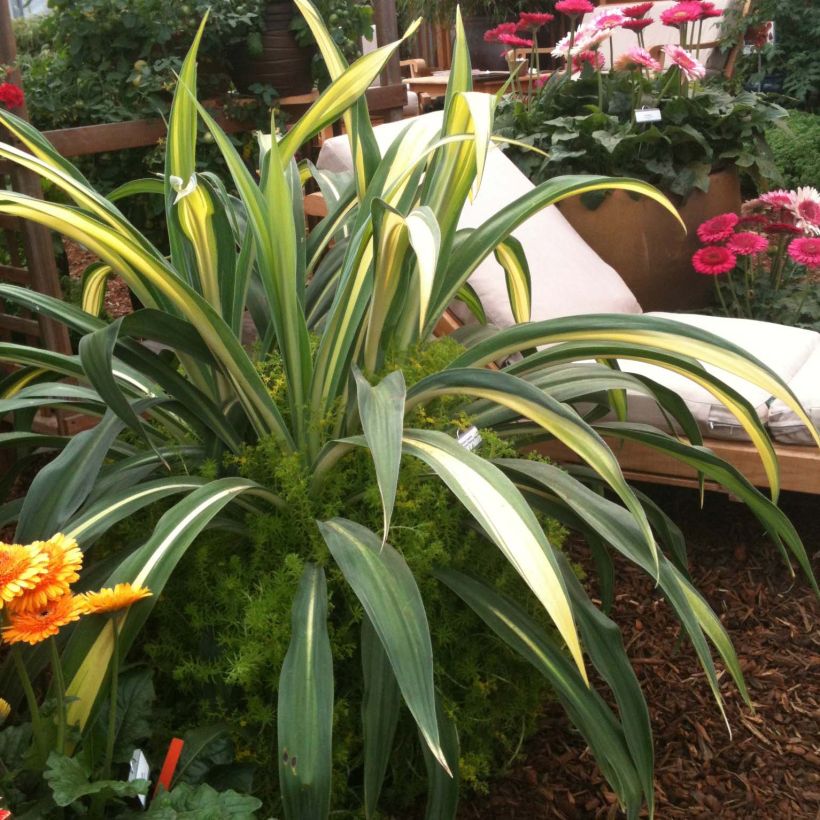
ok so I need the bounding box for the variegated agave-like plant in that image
[0,2,816,817]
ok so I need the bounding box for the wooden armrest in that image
[400,58,430,78]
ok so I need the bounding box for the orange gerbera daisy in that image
[2,592,85,645]
[10,534,83,614]
[0,697,10,722]
[0,542,49,608]
[81,583,152,615]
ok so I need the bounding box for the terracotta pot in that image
[557,169,742,312]
[231,2,315,97]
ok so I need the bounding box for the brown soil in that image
[64,238,132,318]
[459,486,820,819]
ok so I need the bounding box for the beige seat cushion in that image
[615,313,820,441]
[317,114,643,325]
[768,343,820,446]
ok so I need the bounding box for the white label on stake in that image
[634,107,662,123]
[457,426,482,451]
[129,749,150,808]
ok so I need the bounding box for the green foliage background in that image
[140,340,569,812]
[766,111,820,189]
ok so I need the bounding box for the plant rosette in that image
[692,187,820,328]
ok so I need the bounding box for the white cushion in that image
[316,114,643,325]
[616,313,820,441]
[768,343,820,446]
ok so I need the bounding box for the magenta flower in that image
[692,246,737,276]
[697,213,739,243]
[727,232,769,256]
[555,0,594,17]
[591,9,627,30]
[662,44,706,80]
[660,2,705,26]
[622,2,653,18]
[623,18,653,32]
[615,46,662,71]
[788,237,820,267]
[517,11,555,30]
[497,32,535,49]
[483,22,518,43]
[572,49,606,73]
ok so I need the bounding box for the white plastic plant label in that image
[634,108,662,123]
[457,426,482,451]
[128,749,150,808]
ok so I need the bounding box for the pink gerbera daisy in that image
[697,212,739,243]
[623,17,653,32]
[555,0,594,16]
[660,2,704,26]
[764,222,801,236]
[662,44,706,80]
[737,214,769,228]
[790,187,820,235]
[759,189,794,209]
[591,9,627,30]
[573,49,606,73]
[727,232,769,256]
[615,45,662,71]
[498,32,535,49]
[699,2,724,19]
[787,237,820,267]
[622,2,653,18]
[693,246,737,276]
[484,22,518,43]
[518,11,555,30]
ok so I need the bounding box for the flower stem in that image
[566,21,576,77]
[12,645,48,765]
[50,638,66,756]
[714,276,730,316]
[102,619,121,782]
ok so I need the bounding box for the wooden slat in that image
[0,313,40,335]
[365,83,407,112]
[535,437,820,496]
[0,263,31,284]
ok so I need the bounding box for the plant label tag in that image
[128,749,150,808]
[457,426,482,451]
[634,107,662,123]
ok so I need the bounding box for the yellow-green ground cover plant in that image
[0,3,817,817]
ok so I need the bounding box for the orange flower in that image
[10,534,83,614]
[0,542,49,608]
[80,583,152,616]
[2,593,85,645]
[0,697,10,722]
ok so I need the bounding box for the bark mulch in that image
[459,486,820,819]
[64,238,132,318]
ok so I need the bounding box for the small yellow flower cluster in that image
[0,534,151,646]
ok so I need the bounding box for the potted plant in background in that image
[494,0,786,311]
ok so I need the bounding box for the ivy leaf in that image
[44,752,149,807]
[144,782,261,818]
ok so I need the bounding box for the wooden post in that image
[0,0,71,356]
[373,0,405,122]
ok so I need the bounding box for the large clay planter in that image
[557,169,742,312]
[231,2,314,97]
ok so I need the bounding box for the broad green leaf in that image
[398,429,587,681]
[494,236,531,324]
[318,518,449,774]
[278,565,333,820]
[144,782,261,817]
[420,696,460,820]
[44,752,148,807]
[80,262,113,317]
[436,569,644,815]
[361,616,401,820]
[354,369,406,541]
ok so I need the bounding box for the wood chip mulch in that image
[459,487,820,819]
[64,238,132,318]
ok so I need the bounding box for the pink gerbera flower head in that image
[517,11,555,30]
[787,237,820,268]
[622,2,654,18]
[572,24,612,54]
[737,213,769,229]
[698,2,724,19]
[572,49,606,73]
[697,212,739,243]
[552,31,572,57]
[764,222,801,236]
[660,2,705,26]
[623,17,653,32]
[497,32,535,49]
[484,22,518,43]
[555,0,594,17]
[692,246,737,276]
[662,44,706,80]
[790,187,820,235]
[727,232,769,256]
[591,9,627,30]
[759,189,794,209]
[615,45,662,71]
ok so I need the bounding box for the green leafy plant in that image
[0,4,817,818]
[766,111,820,189]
